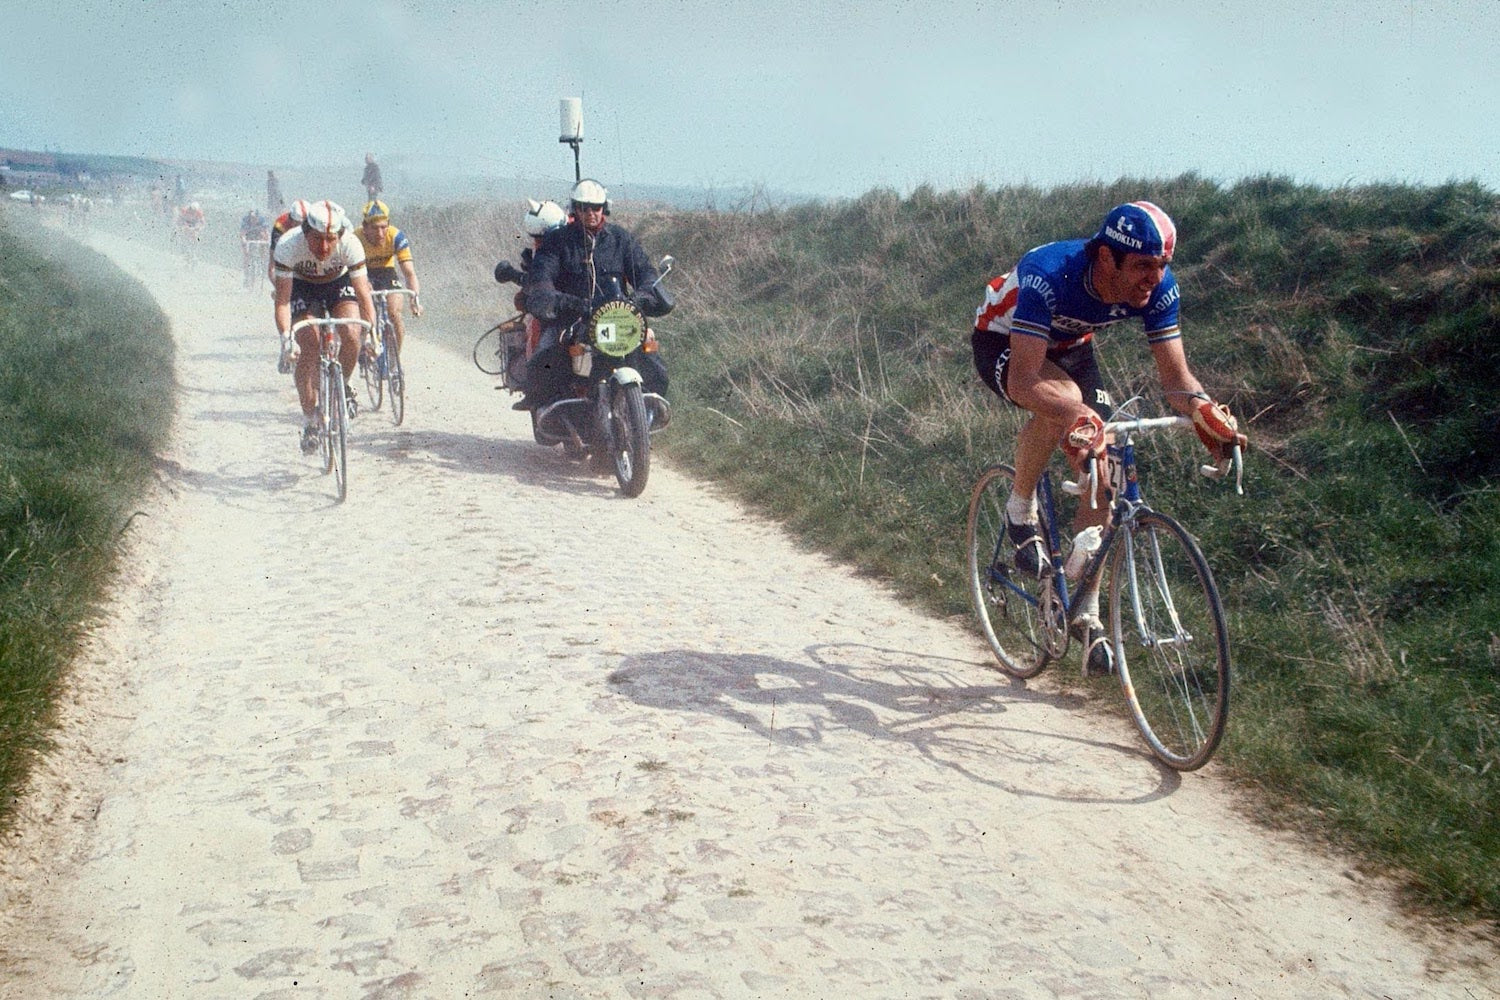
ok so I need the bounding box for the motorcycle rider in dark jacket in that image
[518,178,671,411]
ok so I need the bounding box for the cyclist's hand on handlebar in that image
[1060,412,1107,473]
[1192,398,1248,461]
[410,293,423,317]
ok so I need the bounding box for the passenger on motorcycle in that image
[271,200,376,452]
[356,199,424,356]
[518,178,671,412]
[493,198,568,385]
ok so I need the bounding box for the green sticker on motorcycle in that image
[588,300,645,358]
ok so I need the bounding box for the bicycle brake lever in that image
[1199,445,1244,495]
[1062,461,1102,507]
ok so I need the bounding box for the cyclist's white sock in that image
[1073,587,1101,624]
[1006,490,1038,525]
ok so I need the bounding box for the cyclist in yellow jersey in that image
[356,200,423,355]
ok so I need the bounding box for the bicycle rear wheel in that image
[1108,511,1229,770]
[965,464,1059,679]
[387,342,405,426]
[329,361,348,502]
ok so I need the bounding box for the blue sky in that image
[3,0,1496,198]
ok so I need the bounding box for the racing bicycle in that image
[242,236,270,291]
[966,402,1244,770]
[291,316,371,503]
[359,288,415,426]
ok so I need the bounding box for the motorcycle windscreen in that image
[588,301,646,359]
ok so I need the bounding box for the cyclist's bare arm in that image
[1005,332,1094,427]
[1148,337,1209,417]
[350,268,376,330]
[398,259,422,315]
[273,275,295,336]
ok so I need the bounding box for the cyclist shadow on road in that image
[607,643,1181,804]
[352,427,627,499]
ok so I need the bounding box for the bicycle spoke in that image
[966,464,1058,679]
[1110,512,1229,770]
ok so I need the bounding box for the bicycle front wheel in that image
[329,362,348,502]
[1108,511,1229,770]
[362,338,384,411]
[319,362,336,475]
[387,343,405,427]
[965,464,1058,679]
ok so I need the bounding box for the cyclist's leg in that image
[292,280,335,419]
[389,290,406,356]
[293,317,321,417]
[330,299,363,389]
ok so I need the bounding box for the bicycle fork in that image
[1122,521,1195,649]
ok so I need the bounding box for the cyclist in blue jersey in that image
[972,200,1247,673]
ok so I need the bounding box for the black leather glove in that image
[555,293,589,317]
[493,261,523,285]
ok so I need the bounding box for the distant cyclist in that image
[972,200,1247,673]
[271,200,375,452]
[176,201,205,237]
[268,198,309,281]
[355,199,423,356]
[239,208,271,283]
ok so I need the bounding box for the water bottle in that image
[1064,526,1103,582]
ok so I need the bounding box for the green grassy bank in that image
[411,175,1500,927]
[0,208,175,827]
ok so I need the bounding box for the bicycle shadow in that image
[151,454,302,505]
[350,426,626,499]
[607,643,1181,804]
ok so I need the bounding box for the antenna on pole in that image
[559,97,584,182]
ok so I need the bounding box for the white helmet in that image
[523,198,567,236]
[302,199,347,237]
[288,198,311,225]
[570,178,609,210]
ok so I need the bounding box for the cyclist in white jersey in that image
[272,200,375,452]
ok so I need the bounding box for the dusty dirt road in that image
[1,232,1495,999]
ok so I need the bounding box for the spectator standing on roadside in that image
[362,153,384,199]
[267,170,284,213]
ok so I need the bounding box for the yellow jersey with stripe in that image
[356,225,413,270]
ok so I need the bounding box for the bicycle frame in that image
[988,414,1235,628]
[288,314,372,415]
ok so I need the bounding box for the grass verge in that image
[0,207,175,829]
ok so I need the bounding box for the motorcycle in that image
[482,256,675,498]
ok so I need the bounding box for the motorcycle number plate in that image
[588,300,645,359]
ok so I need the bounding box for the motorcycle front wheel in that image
[610,382,651,497]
